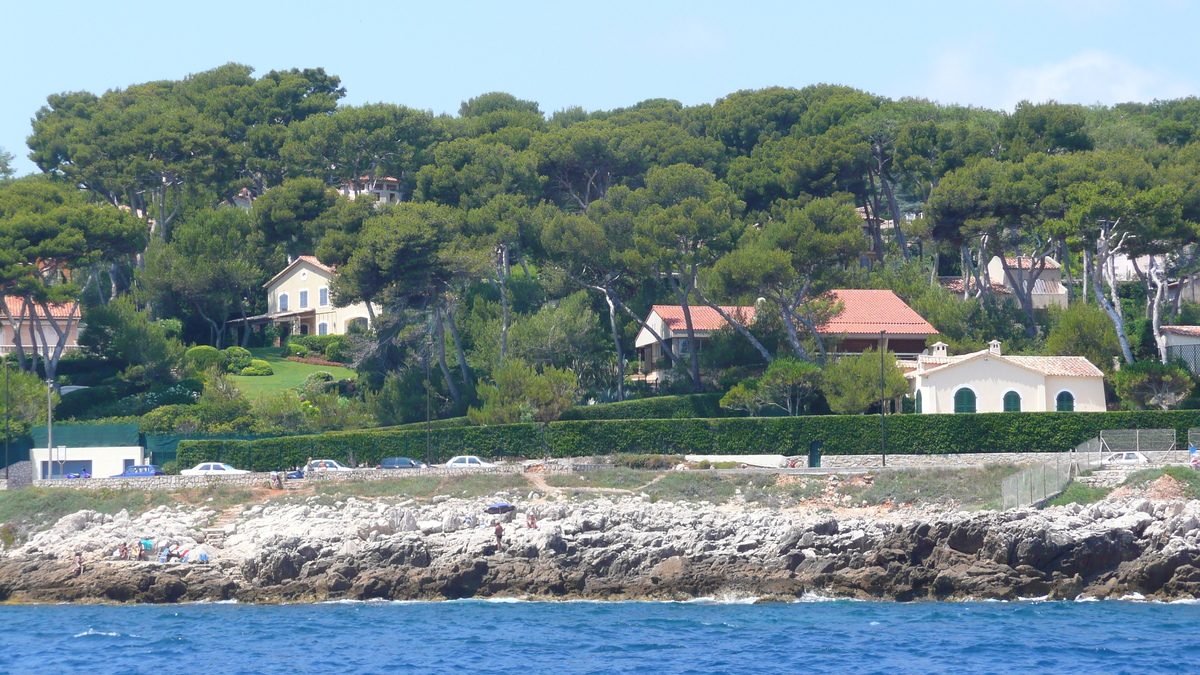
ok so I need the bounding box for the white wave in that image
[1075,595,1100,602]
[73,628,122,638]
[1018,595,1050,602]
[793,592,853,603]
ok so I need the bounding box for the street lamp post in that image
[46,378,54,477]
[425,339,433,468]
[4,357,9,482]
[879,330,887,468]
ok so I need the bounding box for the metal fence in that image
[1168,344,1200,376]
[1189,428,1200,452]
[1001,440,1105,510]
[1100,429,1181,463]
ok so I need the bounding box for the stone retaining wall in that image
[818,452,1060,468]
[1,461,33,490]
[30,465,534,491]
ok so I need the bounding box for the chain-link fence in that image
[1001,441,1105,510]
[1100,429,1181,464]
[1188,428,1200,453]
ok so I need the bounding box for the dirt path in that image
[520,471,671,498]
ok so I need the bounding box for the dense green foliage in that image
[178,410,1200,470]
[560,394,727,420]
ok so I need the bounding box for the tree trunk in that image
[696,290,773,365]
[672,273,703,392]
[1150,257,1170,364]
[444,304,472,391]
[879,172,909,260]
[601,286,626,401]
[1094,226,1136,364]
[434,308,461,404]
[1060,240,1074,304]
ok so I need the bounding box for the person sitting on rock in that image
[73,552,84,577]
[527,515,538,530]
[117,543,128,560]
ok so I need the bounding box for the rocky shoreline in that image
[3,492,1200,605]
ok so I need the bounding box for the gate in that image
[1099,429,1180,464]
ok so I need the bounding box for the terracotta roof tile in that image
[1004,256,1060,270]
[3,297,80,319]
[1163,325,1200,338]
[650,305,756,332]
[1000,355,1104,377]
[939,277,1012,295]
[816,289,938,337]
[296,255,335,274]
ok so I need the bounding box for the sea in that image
[1,598,1197,674]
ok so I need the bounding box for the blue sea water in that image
[1,599,1197,674]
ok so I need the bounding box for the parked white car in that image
[442,455,498,469]
[1103,451,1150,466]
[305,459,355,474]
[180,462,251,476]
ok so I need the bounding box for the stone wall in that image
[818,452,1058,469]
[31,465,532,491]
[0,461,33,490]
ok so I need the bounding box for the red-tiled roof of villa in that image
[650,305,756,332]
[264,256,336,288]
[2,297,79,319]
[816,289,938,336]
[1163,325,1200,337]
[1003,257,1061,270]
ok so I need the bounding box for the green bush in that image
[240,359,274,377]
[560,393,727,420]
[57,386,119,420]
[286,343,309,358]
[223,346,252,373]
[178,409,1200,472]
[185,346,222,371]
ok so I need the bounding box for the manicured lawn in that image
[228,348,356,399]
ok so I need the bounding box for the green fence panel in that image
[33,424,140,448]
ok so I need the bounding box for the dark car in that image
[377,457,427,470]
[111,465,166,478]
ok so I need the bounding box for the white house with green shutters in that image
[903,341,1106,414]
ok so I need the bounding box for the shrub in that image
[302,371,336,398]
[56,386,119,420]
[240,359,274,377]
[223,346,252,373]
[185,346,223,372]
[160,461,180,475]
[612,454,682,470]
[560,393,727,420]
[286,343,309,358]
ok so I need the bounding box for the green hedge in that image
[560,393,728,420]
[177,410,1200,471]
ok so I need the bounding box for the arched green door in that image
[1003,391,1021,412]
[954,388,977,413]
[1056,391,1075,412]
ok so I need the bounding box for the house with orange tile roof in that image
[337,176,404,204]
[986,256,1068,309]
[903,340,1106,413]
[0,297,83,356]
[633,290,938,379]
[230,256,379,339]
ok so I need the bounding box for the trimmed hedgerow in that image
[178,410,1200,472]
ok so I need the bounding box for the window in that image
[1003,391,1021,412]
[915,390,922,414]
[319,287,329,306]
[123,459,135,471]
[279,293,289,311]
[300,324,310,335]
[347,317,368,334]
[318,323,328,336]
[299,290,309,308]
[954,388,977,414]
[678,339,691,355]
[42,460,93,479]
[1056,391,1075,412]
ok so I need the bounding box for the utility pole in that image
[4,357,9,482]
[879,330,887,468]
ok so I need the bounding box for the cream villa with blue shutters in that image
[235,256,378,339]
[903,340,1106,414]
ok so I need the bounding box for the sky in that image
[2,0,1198,175]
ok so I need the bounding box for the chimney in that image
[932,341,948,357]
[989,339,1002,355]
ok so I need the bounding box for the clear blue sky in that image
[2,0,1196,175]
